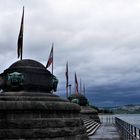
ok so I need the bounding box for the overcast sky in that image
[0,0,140,107]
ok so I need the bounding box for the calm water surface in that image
[99,114,140,128]
[115,114,140,128]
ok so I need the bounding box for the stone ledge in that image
[0,101,80,111]
[0,133,89,140]
[0,96,68,102]
[0,127,86,139]
[0,118,83,129]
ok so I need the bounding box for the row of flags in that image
[17,7,86,98]
[17,7,54,72]
[65,62,86,98]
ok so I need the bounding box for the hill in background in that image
[103,104,140,114]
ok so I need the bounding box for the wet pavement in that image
[89,124,122,140]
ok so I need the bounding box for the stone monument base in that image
[0,92,88,140]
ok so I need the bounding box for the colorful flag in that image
[17,7,24,60]
[75,73,79,94]
[46,44,53,68]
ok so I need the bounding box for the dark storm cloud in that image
[0,0,140,106]
[86,85,140,107]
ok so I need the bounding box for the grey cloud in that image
[0,0,140,106]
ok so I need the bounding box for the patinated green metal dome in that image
[9,59,46,69]
[68,93,89,106]
[0,59,58,92]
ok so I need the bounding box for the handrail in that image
[115,117,140,140]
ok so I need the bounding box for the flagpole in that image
[69,84,71,95]
[75,73,78,95]
[66,62,69,98]
[20,51,22,60]
[52,43,54,94]
[52,43,54,75]
[66,85,68,98]
[83,84,85,96]
[75,73,76,94]
[52,55,53,75]
[80,78,82,94]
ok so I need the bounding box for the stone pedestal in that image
[0,92,88,140]
[68,93,100,123]
[80,106,100,123]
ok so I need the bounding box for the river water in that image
[115,114,140,128]
[100,114,140,128]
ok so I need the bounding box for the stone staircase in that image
[83,118,101,136]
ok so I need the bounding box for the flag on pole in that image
[65,62,69,88]
[75,73,79,94]
[65,62,69,98]
[17,6,24,60]
[46,44,53,69]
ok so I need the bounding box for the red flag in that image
[46,44,53,68]
[17,7,24,60]
[75,73,78,94]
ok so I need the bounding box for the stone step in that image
[83,119,100,136]
[86,122,97,129]
[86,123,99,133]
[88,124,101,136]
[84,121,94,127]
